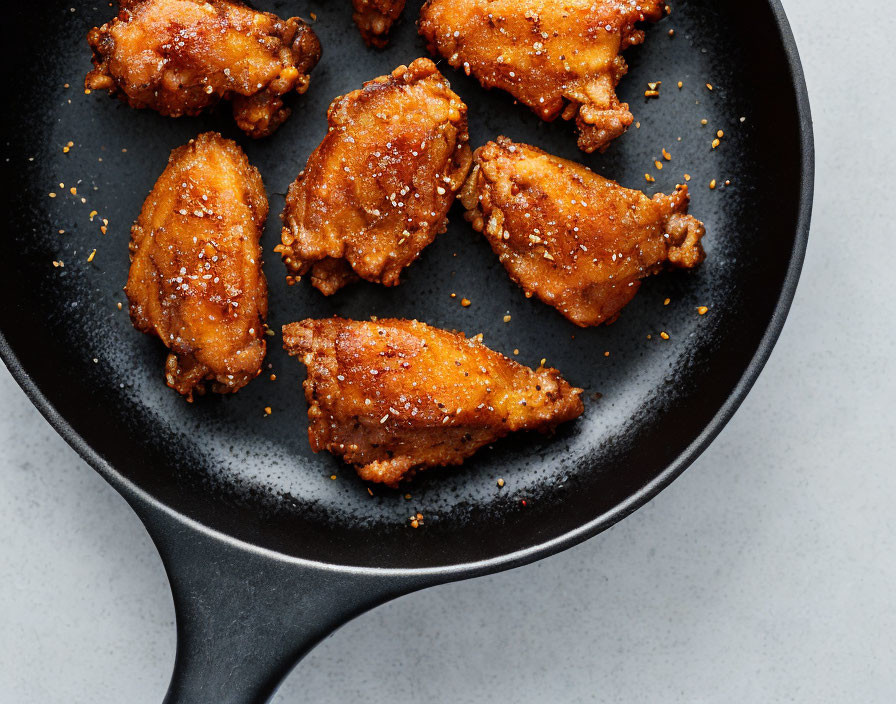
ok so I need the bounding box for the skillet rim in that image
[0,0,814,581]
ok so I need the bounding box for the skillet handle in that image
[135,502,417,704]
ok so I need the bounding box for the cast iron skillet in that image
[0,1,812,701]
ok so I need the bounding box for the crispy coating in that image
[352,0,407,47]
[419,0,665,152]
[283,318,584,485]
[277,58,472,295]
[126,132,268,400]
[461,138,705,327]
[85,0,322,138]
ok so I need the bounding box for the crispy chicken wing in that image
[283,318,584,485]
[277,58,472,295]
[461,138,705,327]
[352,0,407,47]
[86,0,322,138]
[126,132,268,400]
[419,0,665,152]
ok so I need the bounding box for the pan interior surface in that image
[0,1,809,569]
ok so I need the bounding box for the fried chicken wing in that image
[86,0,322,138]
[461,138,706,327]
[126,132,268,400]
[419,0,665,152]
[352,0,407,47]
[283,318,584,485]
[276,58,472,295]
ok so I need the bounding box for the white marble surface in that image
[2,1,895,701]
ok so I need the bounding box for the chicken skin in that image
[419,0,665,152]
[352,0,407,48]
[126,132,268,400]
[86,0,322,138]
[461,138,706,327]
[283,318,584,485]
[277,58,472,295]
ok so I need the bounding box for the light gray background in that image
[2,1,894,701]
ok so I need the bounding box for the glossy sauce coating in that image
[283,318,584,485]
[277,58,472,294]
[126,132,268,400]
[85,0,322,137]
[419,0,665,152]
[461,138,706,327]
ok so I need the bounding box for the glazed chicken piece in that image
[419,0,665,152]
[352,0,407,47]
[461,138,705,327]
[126,132,268,400]
[283,318,584,485]
[86,0,322,137]
[277,58,472,295]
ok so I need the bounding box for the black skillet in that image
[0,1,813,701]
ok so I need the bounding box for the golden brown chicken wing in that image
[276,58,472,295]
[352,0,407,47]
[126,132,268,401]
[461,138,705,327]
[283,318,584,485]
[86,0,322,138]
[419,0,665,152]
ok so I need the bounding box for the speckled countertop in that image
[2,1,894,701]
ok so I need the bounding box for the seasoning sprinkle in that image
[87,249,96,263]
[709,179,717,190]
[697,306,709,315]
[660,331,670,340]
[497,478,505,488]
[460,297,471,307]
